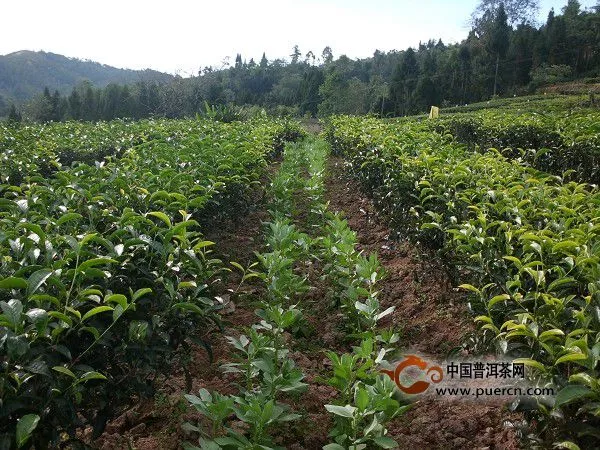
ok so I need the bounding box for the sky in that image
[1,0,597,76]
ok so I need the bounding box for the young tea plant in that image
[183,139,317,449]
[309,140,405,449]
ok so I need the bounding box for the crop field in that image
[1,95,600,450]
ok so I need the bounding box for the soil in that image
[89,151,520,450]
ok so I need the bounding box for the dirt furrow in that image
[324,157,520,450]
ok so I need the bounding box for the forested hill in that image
[3,1,600,122]
[0,50,173,102]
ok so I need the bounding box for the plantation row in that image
[325,115,600,448]
[0,118,304,448]
[1,120,153,185]
[185,138,404,449]
[432,108,600,184]
[0,118,303,184]
[438,94,591,115]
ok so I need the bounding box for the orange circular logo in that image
[381,355,443,395]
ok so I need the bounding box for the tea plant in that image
[0,117,305,447]
[282,138,407,449]
[434,109,600,184]
[325,114,600,448]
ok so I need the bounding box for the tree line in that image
[6,0,600,123]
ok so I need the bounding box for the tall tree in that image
[260,52,268,68]
[68,87,81,120]
[547,15,569,65]
[305,51,316,65]
[234,54,243,70]
[563,0,581,18]
[50,90,62,121]
[299,66,324,116]
[458,44,472,102]
[290,45,301,64]
[472,0,539,26]
[7,104,21,124]
[389,48,419,115]
[322,46,333,65]
[489,3,511,96]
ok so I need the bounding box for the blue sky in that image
[1,0,597,75]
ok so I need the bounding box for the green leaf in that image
[56,213,83,226]
[27,269,53,296]
[555,352,587,365]
[520,232,542,243]
[79,233,98,248]
[105,294,128,309]
[555,385,593,407]
[78,371,107,382]
[194,240,216,251]
[488,294,510,309]
[81,326,100,340]
[553,442,581,450]
[230,261,245,272]
[188,196,208,208]
[178,281,197,290]
[513,358,546,372]
[48,311,73,327]
[552,241,580,254]
[0,198,17,210]
[148,211,172,228]
[539,329,565,342]
[1,299,23,326]
[529,242,542,255]
[323,445,346,450]
[474,315,493,324]
[52,366,76,378]
[569,373,596,389]
[458,284,480,293]
[0,277,28,290]
[17,222,46,242]
[373,436,398,448]
[503,256,522,269]
[113,304,125,322]
[131,288,152,302]
[6,336,29,359]
[355,387,369,411]
[65,307,81,320]
[325,404,356,418]
[82,306,113,322]
[77,258,117,273]
[16,414,40,448]
[25,308,47,323]
[548,277,576,292]
[173,302,205,315]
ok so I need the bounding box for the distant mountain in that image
[0,50,174,103]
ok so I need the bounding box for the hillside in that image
[0,50,174,103]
